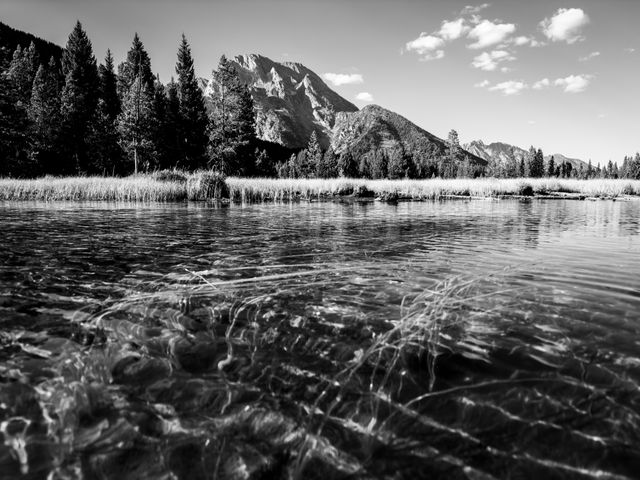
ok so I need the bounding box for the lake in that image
[1,199,639,479]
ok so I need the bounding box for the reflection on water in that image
[0,199,639,479]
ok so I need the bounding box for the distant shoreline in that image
[0,174,638,202]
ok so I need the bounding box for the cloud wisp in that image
[554,74,593,93]
[355,92,374,102]
[322,73,364,86]
[579,51,600,62]
[404,34,445,61]
[540,8,590,44]
[471,50,515,71]
[479,74,593,95]
[488,80,527,96]
[461,4,491,15]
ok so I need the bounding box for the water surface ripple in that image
[0,199,639,479]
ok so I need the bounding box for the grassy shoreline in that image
[1,173,639,202]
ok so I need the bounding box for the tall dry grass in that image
[0,171,226,201]
[227,177,640,201]
[1,174,639,201]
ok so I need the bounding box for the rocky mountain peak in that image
[201,53,358,148]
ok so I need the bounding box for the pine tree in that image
[85,50,123,174]
[316,147,339,178]
[443,129,461,178]
[388,150,413,179]
[28,59,62,173]
[304,131,323,177]
[338,151,358,177]
[208,55,256,173]
[98,50,120,121]
[0,64,30,176]
[547,155,555,177]
[117,33,154,97]
[528,148,544,177]
[175,35,208,170]
[7,42,39,106]
[117,76,155,173]
[59,21,100,173]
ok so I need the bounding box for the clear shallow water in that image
[0,199,639,479]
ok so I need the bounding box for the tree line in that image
[0,21,267,177]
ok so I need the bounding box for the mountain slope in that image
[332,105,486,165]
[465,140,588,170]
[201,54,358,149]
[0,21,63,63]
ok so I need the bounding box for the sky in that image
[1,0,639,164]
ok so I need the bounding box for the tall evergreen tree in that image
[547,155,555,177]
[7,42,39,106]
[98,50,120,121]
[208,55,256,173]
[86,50,123,175]
[59,21,100,173]
[338,151,358,178]
[0,64,29,176]
[175,35,208,169]
[28,58,62,173]
[117,33,154,97]
[117,76,155,173]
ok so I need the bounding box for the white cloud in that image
[461,4,491,15]
[438,18,470,41]
[579,51,600,61]
[625,47,636,53]
[474,79,490,88]
[528,120,536,125]
[467,20,516,49]
[532,78,550,90]
[512,36,544,47]
[597,113,607,118]
[322,73,364,86]
[540,8,589,44]
[355,92,374,102]
[489,80,527,95]
[554,74,593,93]
[405,34,446,60]
[471,50,515,71]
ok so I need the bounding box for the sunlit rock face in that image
[332,104,486,165]
[201,54,358,149]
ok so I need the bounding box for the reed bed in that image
[0,171,226,201]
[227,177,640,201]
[1,174,639,201]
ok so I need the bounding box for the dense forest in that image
[1,21,639,180]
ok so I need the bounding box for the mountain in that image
[332,104,486,165]
[545,153,588,170]
[465,140,588,170]
[0,21,63,63]
[202,54,484,170]
[201,54,358,149]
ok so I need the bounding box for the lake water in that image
[1,199,639,479]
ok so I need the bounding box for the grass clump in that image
[186,171,228,200]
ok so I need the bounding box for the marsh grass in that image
[227,177,640,201]
[0,171,226,202]
[1,174,639,201]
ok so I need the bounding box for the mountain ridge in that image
[465,139,588,170]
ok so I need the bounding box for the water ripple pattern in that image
[0,199,639,479]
